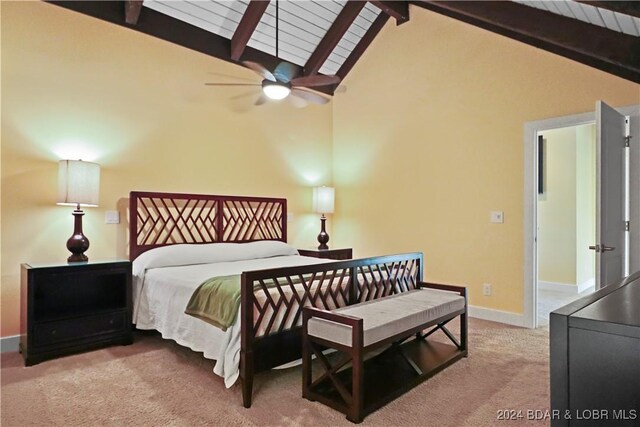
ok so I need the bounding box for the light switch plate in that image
[287,212,294,222]
[105,211,120,224]
[490,211,504,224]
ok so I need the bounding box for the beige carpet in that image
[1,319,550,426]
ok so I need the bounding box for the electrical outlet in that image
[483,283,492,296]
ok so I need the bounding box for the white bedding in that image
[133,246,329,388]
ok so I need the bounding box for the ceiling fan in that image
[205,0,341,107]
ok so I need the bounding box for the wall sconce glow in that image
[57,160,101,262]
[52,140,101,163]
[302,172,321,184]
[313,186,335,250]
[262,81,291,100]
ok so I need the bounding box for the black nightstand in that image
[298,248,353,260]
[20,260,133,366]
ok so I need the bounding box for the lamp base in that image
[67,209,90,263]
[317,215,329,250]
[67,252,89,263]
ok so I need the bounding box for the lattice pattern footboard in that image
[239,253,423,407]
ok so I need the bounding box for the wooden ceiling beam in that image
[574,1,640,19]
[231,0,270,61]
[304,1,367,76]
[337,13,389,81]
[369,1,409,25]
[411,1,640,84]
[124,0,143,25]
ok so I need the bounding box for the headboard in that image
[129,191,287,260]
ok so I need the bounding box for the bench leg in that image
[348,345,363,424]
[347,321,364,423]
[461,311,468,356]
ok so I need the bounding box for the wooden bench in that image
[302,282,468,423]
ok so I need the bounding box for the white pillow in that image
[132,240,299,278]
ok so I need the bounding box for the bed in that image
[129,191,423,407]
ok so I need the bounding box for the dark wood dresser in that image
[20,260,133,366]
[550,271,640,426]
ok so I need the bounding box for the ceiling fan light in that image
[262,82,291,100]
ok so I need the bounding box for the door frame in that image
[523,105,636,329]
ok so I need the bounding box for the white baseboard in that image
[0,335,20,353]
[539,279,595,294]
[468,305,525,327]
[577,278,596,293]
[538,281,577,293]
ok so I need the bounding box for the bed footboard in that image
[239,252,423,408]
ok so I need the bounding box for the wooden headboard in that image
[129,191,287,260]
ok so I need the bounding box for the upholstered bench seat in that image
[307,288,465,347]
[302,282,468,423]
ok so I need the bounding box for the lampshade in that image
[313,186,335,214]
[57,160,100,207]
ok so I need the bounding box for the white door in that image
[593,101,627,288]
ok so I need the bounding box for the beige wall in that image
[2,2,639,337]
[1,2,333,336]
[538,127,578,285]
[332,8,639,314]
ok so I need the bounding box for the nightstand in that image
[298,248,353,260]
[20,260,133,366]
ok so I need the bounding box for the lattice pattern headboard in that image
[129,191,287,260]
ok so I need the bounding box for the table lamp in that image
[57,160,100,262]
[313,186,334,250]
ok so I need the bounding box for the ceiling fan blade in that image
[288,94,308,109]
[229,90,260,101]
[204,83,262,86]
[242,61,275,81]
[290,74,341,88]
[273,61,298,83]
[290,88,330,105]
[228,91,260,113]
[255,94,269,106]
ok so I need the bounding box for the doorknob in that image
[588,244,615,252]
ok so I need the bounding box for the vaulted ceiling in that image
[50,1,640,92]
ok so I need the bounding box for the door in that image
[593,101,626,288]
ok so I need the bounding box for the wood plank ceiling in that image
[517,1,640,36]
[143,0,383,76]
[49,1,640,92]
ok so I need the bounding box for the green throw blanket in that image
[185,275,242,331]
[185,271,351,331]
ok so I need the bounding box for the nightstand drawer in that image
[33,311,127,348]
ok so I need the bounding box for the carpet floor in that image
[1,319,550,426]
